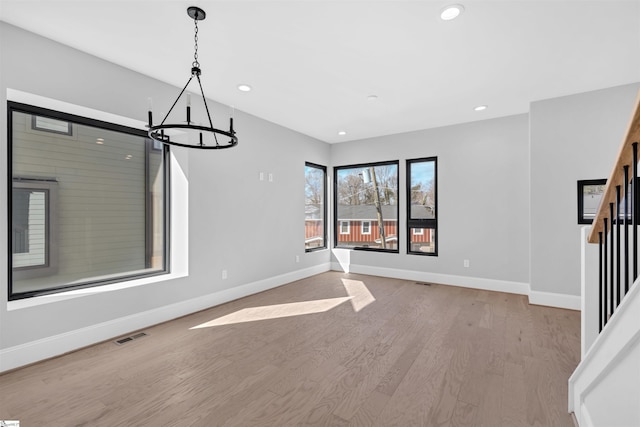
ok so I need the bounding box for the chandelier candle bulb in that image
[147,97,153,127]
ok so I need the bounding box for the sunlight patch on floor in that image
[190,297,352,328]
[342,279,376,312]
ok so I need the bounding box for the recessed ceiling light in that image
[367,95,378,101]
[237,84,252,92]
[440,4,464,21]
[338,131,347,136]
[474,105,488,111]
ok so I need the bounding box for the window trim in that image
[406,157,438,256]
[340,221,350,235]
[334,160,399,253]
[8,101,171,300]
[361,220,371,235]
[304,162,327,252]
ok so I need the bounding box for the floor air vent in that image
[415,282,433,286]
[115,332,148,345]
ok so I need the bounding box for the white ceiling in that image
[1,0,639,143]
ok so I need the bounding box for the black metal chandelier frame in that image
[147,6,237,149]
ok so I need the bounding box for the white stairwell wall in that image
[570,227,640,427]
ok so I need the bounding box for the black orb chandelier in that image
[147,6,237,149]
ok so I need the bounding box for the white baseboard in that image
[0,263,331,373]
[529,290,581,310]
[331,262,530,295]
[331,262,580,310]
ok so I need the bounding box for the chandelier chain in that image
[193,16,199,69]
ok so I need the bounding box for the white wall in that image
[0,22,331,371]
[330,114,531,293]
[530,83,640,299]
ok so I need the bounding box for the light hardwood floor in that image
[0,272,580,426]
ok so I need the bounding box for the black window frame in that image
[8,101,171,300]
[304,162,328,252]
[334,160,399,253]
[406,157,438,256]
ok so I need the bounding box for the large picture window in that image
[407,157,437,255]
[8,102,169,299]
[334,161,399,252]
[305,162,327,251]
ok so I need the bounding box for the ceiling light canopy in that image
[440,4,464,21]
[147,6,237,150]
[237,84,252,92]
[474,105,488,111]
[338,131,347,136]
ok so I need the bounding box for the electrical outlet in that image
[295,255,300,263]
[268,173,274,182]
[222,269,228,279]
[259,172,264,181]
[464,259,469,268]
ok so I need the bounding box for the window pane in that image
[407,157,437,256]
[409,160,435,219]
[305,163,326,251]
[10,107,167,297]
[409,227,436,254]
[340,221,350,234]
[335,162,398,251]
[362,221,371,235]
[32,115,72,135]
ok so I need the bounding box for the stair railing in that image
[588,91,640,331]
